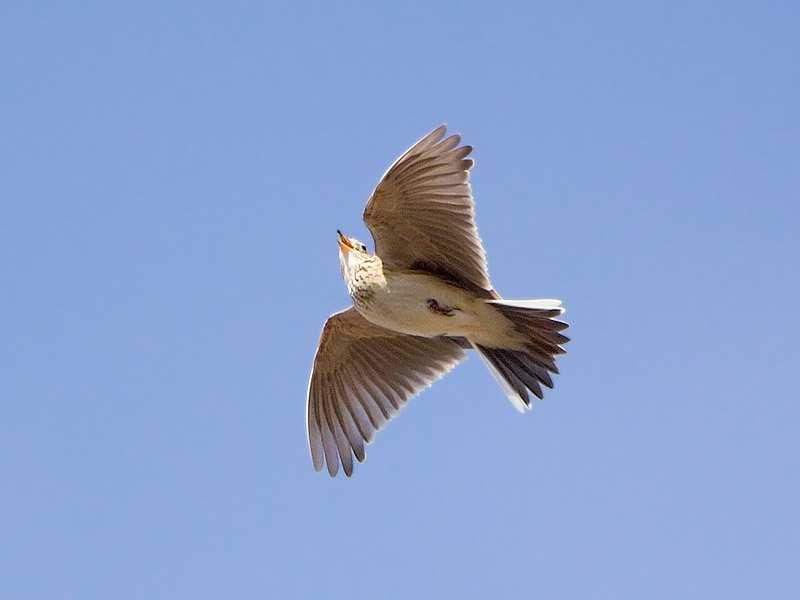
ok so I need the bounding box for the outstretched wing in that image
[363,125,492,293]
[306,307,465,477]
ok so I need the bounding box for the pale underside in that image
[355,268,520,348]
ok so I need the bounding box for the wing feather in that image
[363,125,492,293]
[306,307,465,477]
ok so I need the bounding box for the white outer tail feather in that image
[474,297,568,411]
[474,348,531,412]
[487,298,565,314]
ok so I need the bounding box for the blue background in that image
[2,2,798,598]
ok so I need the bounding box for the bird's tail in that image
[472,299,569,412]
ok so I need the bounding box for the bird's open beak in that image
[337,229,352,253]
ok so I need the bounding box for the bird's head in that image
[337,229,370,281]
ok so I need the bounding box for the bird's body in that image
[307,125,569,476]
[350,262,516,347]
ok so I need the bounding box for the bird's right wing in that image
[306,307,465,477]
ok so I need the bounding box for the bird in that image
[306,124,569,477]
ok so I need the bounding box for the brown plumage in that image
[307,125,569,477]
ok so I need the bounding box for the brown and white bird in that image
[307,125,569,477]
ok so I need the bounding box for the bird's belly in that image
[356,273,479,338]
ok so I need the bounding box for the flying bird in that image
[307,125,569,476]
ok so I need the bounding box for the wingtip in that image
[326,460,339,477]
[429,124,447,141]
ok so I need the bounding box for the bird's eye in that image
[361,244,367,252]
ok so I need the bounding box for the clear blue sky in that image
[2,2,798,598]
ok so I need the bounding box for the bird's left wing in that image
[363,125,493,294]
[306,307,465,477]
